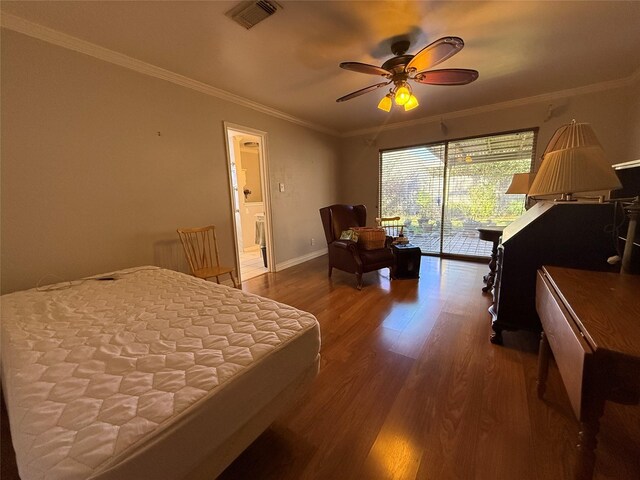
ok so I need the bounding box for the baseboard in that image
[275,248,327,272]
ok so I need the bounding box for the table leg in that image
[537,331,551,398]
[575,380,606,480]
[576,411,603,479]
[489,304,503,345]
[482,239,499,293]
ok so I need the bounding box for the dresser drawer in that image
[536,271,593,420]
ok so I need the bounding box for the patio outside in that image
[381,131,534,258]
[403,230,493,257]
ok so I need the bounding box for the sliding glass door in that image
[379,129,536,258]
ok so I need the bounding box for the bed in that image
[1,266,321,480]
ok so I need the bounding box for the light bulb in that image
[395,85,411,106]
[404,94,419,111]
[377,95,392,112]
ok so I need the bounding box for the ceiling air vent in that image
[226,1,282,30]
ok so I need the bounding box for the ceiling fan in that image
[336,37,479,112]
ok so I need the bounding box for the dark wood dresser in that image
[490,202,617,344]
[536,266,640,479]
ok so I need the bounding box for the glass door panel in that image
[380,144,446,254]
[442,132,534,256]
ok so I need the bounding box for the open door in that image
[224,123,274,283]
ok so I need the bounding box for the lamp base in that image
[555,193,578,202]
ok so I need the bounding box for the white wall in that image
[0,30,340,293]
[338,83,639,219]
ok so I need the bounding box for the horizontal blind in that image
[442,130,535,256]
[380,144,445,254]
[379,129,536,258]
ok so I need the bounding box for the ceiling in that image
[2,1,640,135]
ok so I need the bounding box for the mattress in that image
[1,266,320,480]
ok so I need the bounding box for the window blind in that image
[380,144,446,254]
[380,129,536,257]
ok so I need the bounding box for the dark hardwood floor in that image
[2,256,638,479]
[219,256,639,480]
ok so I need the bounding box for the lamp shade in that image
[528,145,622,196]
[543,121,601,154]
[395,85,411,106]
[404,94,419,111]
[377,95,392,112]
[505,172,535,194]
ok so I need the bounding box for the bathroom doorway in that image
[224,123,273,283]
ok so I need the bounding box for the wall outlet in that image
[278,182,285,192]
[310,238,315,246]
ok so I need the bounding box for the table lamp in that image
[529,120,639,274]
[505,172,534,195]
[528,120,622,201]
[506,172,535,210]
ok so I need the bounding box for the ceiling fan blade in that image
[339,62,392,76]
[414,69,479,85]
[336,81,391,102]
[406,37,465,73]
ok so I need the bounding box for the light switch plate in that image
[279,183,285,192]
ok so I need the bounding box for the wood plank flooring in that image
[2,257,638,479]
[218,256,639,480]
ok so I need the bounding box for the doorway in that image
[224,123,273,283]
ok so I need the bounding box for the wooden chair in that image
[376,216,404,239]
[177,225,238,288]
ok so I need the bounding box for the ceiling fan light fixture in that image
[377,94,393,112]
[394,84,411,106]
[404,94,419,111]
[336,36,478,112]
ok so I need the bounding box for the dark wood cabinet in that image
[490,202,618,344]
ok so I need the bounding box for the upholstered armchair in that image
[319,204,395,289]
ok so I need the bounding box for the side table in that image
[477,226,504,293]
[391,244,421,279]
[536,266,640,479]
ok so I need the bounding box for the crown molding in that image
[0,13,340,137]
[341,70,640,138]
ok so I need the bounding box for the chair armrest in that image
[332,240,359,253]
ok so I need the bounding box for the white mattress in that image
[1,266,320,480]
